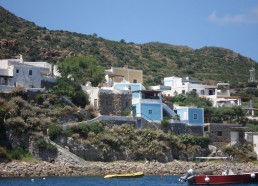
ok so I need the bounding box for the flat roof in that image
[132,90,162,93]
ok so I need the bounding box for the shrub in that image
[71,90,89,108]
[221,144,256,162]
[178,134,210,148]
[161,119,170,132]
[5,117,27,132]
[20,109,35,120]
[133,147,146,160]
[10,87,26,98]
[26,117,41,129]
[36,138,57,153]
[193,136,210,148]
[0,146,8,160]
[59,106,76,116]
[121,108,131,116]
[79,124,90,137]
[48,124,63,140]
[35,93,44,104]
[89,122,104,134]
[6,147,28,160]
[98,132,120,149]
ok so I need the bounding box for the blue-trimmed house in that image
[175,107,204,126]
[132,90,164,124]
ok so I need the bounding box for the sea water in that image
[0,176,257,186]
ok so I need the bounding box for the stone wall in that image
[5,129,30,150]
[169,123,203,136]
[29,139,57,162]
[204,123,245,147]
[29,137,87,165]
[98,91,132,116]
[2,161,258,177]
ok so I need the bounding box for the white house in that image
[0,55,56,92]
[245,132,258,160]
[162,76,216,97]
[152,76,241,108]
[205,83,242,107]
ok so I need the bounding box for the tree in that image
[52,77,89,107]
[57,56,104,86]
[170,91,212,107]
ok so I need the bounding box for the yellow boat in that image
[104,171,144,179]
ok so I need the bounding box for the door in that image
[230,131,239,143]
[137,118,141,128]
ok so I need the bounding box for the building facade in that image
[204,123,245,148]
[0,57,55,92]
[98,89,132,116]
[105,66,143,86]
[133,90,164,123]
[175,107,204,126]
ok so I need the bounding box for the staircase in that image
[61,96,77,108]
[162,103,176,117]
[46,138,87,165]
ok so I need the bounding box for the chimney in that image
[20,55,24,63]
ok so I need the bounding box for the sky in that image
[0,0,258,62]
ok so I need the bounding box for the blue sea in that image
[0,176,258,186]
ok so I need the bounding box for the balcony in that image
[0,68,13,77]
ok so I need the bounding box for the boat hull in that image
[188,172,258,185]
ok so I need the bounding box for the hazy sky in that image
[1,0,258,62]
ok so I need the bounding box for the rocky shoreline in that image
[1,160,258,178]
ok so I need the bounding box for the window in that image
[194,114,198,119]
[4,77,8,85]
[217,131,222,136]
[119,77,124,82]
[201,90,205,95]
[16,69,19,73]
[209,89,214,95]
[148,110,152,114]
[182,90,185,94]
[125,101,128,107]
[133,79,137,83]
[29,70,32,75]
[106,100,111,106]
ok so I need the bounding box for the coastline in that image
[1,160,258,178]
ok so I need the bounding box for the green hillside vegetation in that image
[0,90,212,162]
[1,6,258,162]
[1,6,258,86]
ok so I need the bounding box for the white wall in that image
[24,62,52,75]
[245,132,258,160]
[253,135,258,159]
[11,65,42,88]
[81,85,100,108]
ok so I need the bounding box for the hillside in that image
[1,6,258,86]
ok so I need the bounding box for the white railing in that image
[42,76,56,83]
[140,99,161,104]
[0,68,13,76]
[0,85,15,93]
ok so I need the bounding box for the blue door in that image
[137,118,141,128]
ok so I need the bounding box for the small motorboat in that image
[179,168,258,185]
[179,157,258,185]
[104,171,144,179]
